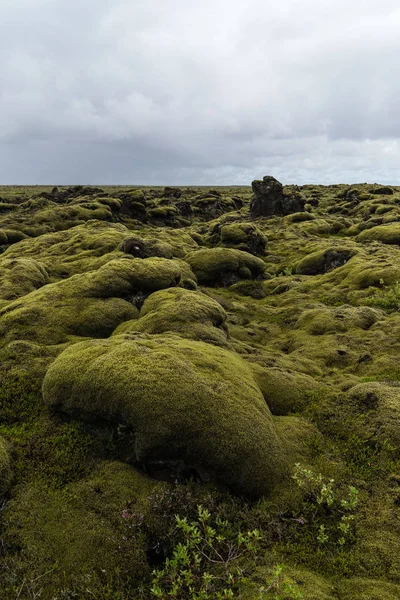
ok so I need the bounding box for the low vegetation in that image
[0,181,399,598]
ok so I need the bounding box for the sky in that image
[1,0,400,185]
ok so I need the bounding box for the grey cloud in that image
[1,0,400,184]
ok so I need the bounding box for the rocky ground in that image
[0,178,399,599]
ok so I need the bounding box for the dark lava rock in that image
[372,186,394,195]
[250,176,305,218]
[163,186,182,199]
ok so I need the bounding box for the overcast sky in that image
[1,0,400,185]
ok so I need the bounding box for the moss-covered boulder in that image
[251,364,321,415]
[356,224,400,245]
[0,258,49,300]
[0,258,186,344]
[0,436,12,495]
[219,222,267,255]
[186,248,266,286]
[115,288,229,346]
[348,382,400,448]
[118,235,174,259]
[296,306,382,336]
[43,334,286,498]
[295,248,355,275]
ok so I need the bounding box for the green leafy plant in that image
[365,279,400,312]
[150,505,261,599]
[258,564,303,599]
[291,464,359,548]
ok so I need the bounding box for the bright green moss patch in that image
[251,364,322,415]
[0,257,49,300]
[186,247,266,286]
[295,305,382,335]
[356,223,400,244]
[218,222,267,255]
[42,333,286,498]
[115,287,229,346]
[0,257,189,344]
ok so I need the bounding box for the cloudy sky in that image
[1,0,400,185]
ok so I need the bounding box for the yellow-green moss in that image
[295,248,355,275]
[295,306,382,336]
[0,258,49,300]
[356,223,400,245]
[347,382,400,448]
[251,364,321,415]
[337,578,400,599]
[0,258,187,344]
[115,287,229,346]
[218,222,267,255]
[3,461,158,595]
[43,333,286,498]
[186,247,266,286]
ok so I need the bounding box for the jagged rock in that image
[163,187,182,199]
[250,176,305,218]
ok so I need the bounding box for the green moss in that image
[115,287,229,346]
[285,211,316,223]
[186,247,266,286]
[0,258,189,344]
[356,224,400,245]
[0,436,12,495]
[219,222,267,255]
[118,235,174,258]
[43,333,286,498]
[2,221,130,277]
[336,578,400,599]
[295,306,382,335]
[251,364,322,415]
[347,382,400,448]
[295,248,355,275]
[242,563,336,599]
[2,461,157,596]
[0,257,49,300]
[148,206,178,219]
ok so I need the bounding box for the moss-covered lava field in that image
[0,179,400,599]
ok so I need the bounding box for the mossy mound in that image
[2,221,130,277]
[0,258,49,300]
[348,382,400,448]
[0,228,27,245]
[337,578,400,599]
[356,223,400,245]
[285,211,316,223]
[3,461,157,594]
[186,247,266,286]
[251,364,321,415]
[42,334,285,498]
[296,305,382,335]
[118,235,174,258]
[218,222,267,255]
[115,287,229,346]
[0,258,186,344]
[243,564,336,599]
[0,436,12,495]
[295,248,355,275]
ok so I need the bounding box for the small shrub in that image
[150,505,261,599]
[259,564,303,599]
[365,279,400,312]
